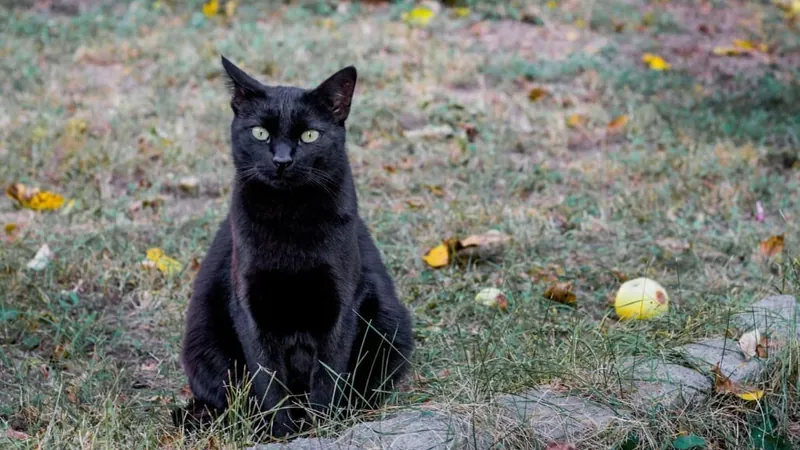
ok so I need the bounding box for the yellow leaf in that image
[6,183,65,211]
[402,7,435,27]
[528,87,549,102]
[758,235,784,259]
[423,243,450,268]
[574,18,585,28]
[546,0,558,8]
[224,0,236,17]
[607,114,629,133]
[543,282,576,305]
[202,0,219,17]
[735,390,765,401]
[566,114,587,128]
[425,184,445,197]
[452,7,470,18]
[642,53,670,71]
[26,192,65,211]
[4,223,17,235]
[733,39,755,50]
[145,248,183,276]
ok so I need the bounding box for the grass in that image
[1,0,799,448]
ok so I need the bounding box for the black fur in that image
[173,56,414,438]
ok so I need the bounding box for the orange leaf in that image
[758,235,784,259]
[607,114,629,134]
[566,114,587,128]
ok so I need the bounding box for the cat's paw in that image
[171,398,218,431]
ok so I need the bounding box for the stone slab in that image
[618,358,711,408]
[733,295,799,339]
[679,338,764,384]
[496,387,616,442]
[251,410,469,450]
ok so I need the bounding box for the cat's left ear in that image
[311,66,357,123]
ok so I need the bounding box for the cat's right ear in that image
[221,55,263,112]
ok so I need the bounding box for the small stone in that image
[734,295,799,339]
[679,338,763,384]
[496,388,616,442]
[618,358,711,408]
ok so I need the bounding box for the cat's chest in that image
[242,265,343,334]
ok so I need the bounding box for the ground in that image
[0,0,799,448]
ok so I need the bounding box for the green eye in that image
[252,127,270,141]
[300,130,320,143]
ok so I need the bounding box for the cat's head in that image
[221,56,356,190]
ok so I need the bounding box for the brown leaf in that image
[758,235,784,259]
[712,363,735,394]
[383,164,397,173]
[528,87,549,102]
[5,428,30,440]
[456,230,510,261]
[543,282,577,305]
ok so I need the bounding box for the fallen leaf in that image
[202,0,219,17]
[546,0,558,8]
[712,363,765,401]
[402,6,435,27]
[733,39,768,53]
[404,125,454,139]
[4,223,17,235]
[528,87,549,102]
[607,115,629,134]
[425,184,445,197]
[756,335,771,358]
[4,428,29,440]
[383,165,397,174]
[642,53,671,71]
[543,282,576,305]
[6,183,65,211]
[422,231,510,269]
[738,329,761,360]
[758,235,784,259]
[566,114,587,128]
[456,230,511,261]
[736,390,765,401]
[143,248,182,276]
[422,243,450,268]
[27,244,53,271]
[224,0,237,17]
[475,287,508,311]
[405,198,425,209]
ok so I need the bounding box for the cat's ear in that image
[311,66,357,123]
[221,55,263,111]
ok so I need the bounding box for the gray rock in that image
[733,295,799,339]
[618,358,711,408]
[496,387,617,442]
[249,410,469,450]
[340,410,469,450]
[678,338,764,384]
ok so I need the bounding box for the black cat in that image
[173,56,414,438]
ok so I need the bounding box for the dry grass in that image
[1,0,799,448]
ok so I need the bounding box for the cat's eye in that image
[252,127,270,141]
[300,130,320,143]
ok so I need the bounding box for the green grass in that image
[1,0,799,448]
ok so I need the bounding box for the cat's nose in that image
[272,155,293,171]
